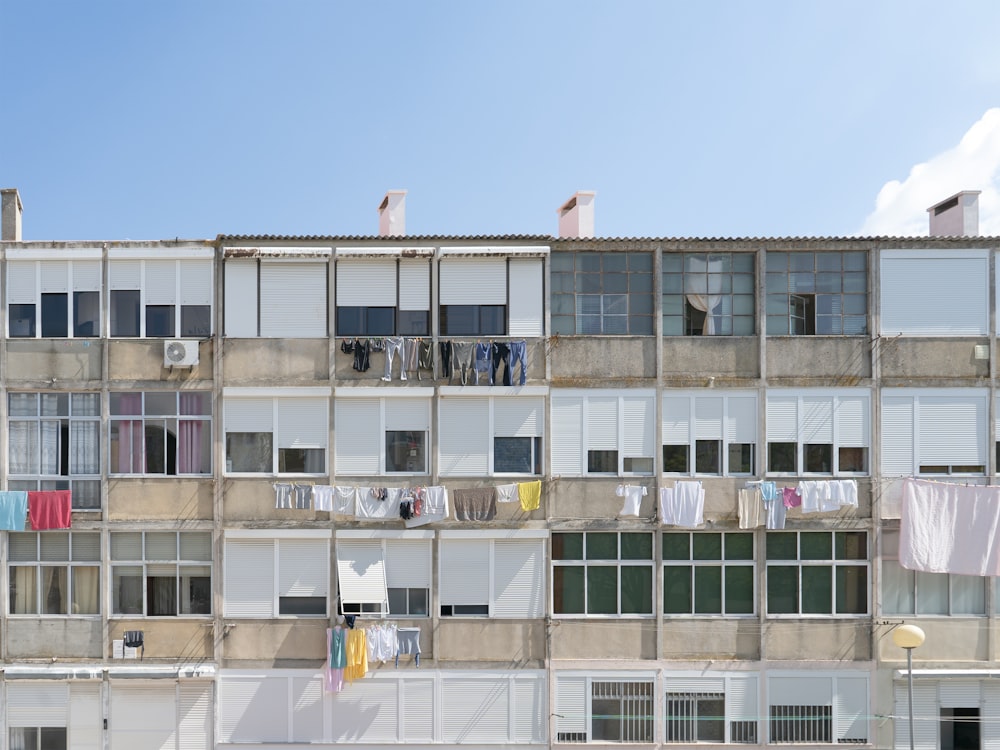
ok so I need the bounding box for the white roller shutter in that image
[336,539,387,605]
[555,676,587,736]
[224,398,273,433]
[694,396,724,440]
[494,397,542,437]
[881,395,915,476]
[835,676,868,743]
[7,261,37,304]
[224,538,275,617]
[982,682,1000,748]
[399,259,430,311]
[940,680,981,708]
[278,538,328,597]
[109,259,141,289]
[663,395,692,444]
[726,675,758,725]
[766,395,798,441]
[219,676,289,744]
[336,261,396,306]
[290,676,324,744]
[442,677,510,742]
[179,259,213,306]
[623,394,654,458]
[72,260,102,292]
[726,395,757,444]
[334,398,380,475]
[439,397,489,475]
[800,395,833,442]
[513,674,546,743]
[768,675,832,705]
[440,258,507,305]
[145,259,178,305]
[508,258,544,336]
[224,261,258,337]
[7,682,68,726]
[837,394,869,447]
[894,681,937,750]
[385,539,431,589]
[69,683,102,750]
[178,683,212,750]
[260,262,327,337]
[918,394,987,467]
[881,252,989,335]
[403,679,435,742]
[276,398,328,449]
[331,679,398,742]
[440,539,490,606]
[587,397,619,451]
[39,261,69,292]
[385,398,430,431]
[551,396,584,475]
[109,684,176,750]
[493,539,544,618]
[664,676,725,693]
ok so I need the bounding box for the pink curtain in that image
[178,393,206,474]
[117,393,144,473]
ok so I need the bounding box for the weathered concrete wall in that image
[549,337,656,383]
[766,336,871,383]
[661,619,760,660]
[547,479,656,522]
[764,620,871,661]
[435,620,544,664]
[108,479,213,521]
[5,340,103,382]
[222,339,329,384]
[876,619,988,663]
[110,619,212,660]
[223,479,330,523]
[550,620,656,660]
[108,339,214,382]
[663,337,759,382]
[878,337,989,383]
[6,619,102,659]
[221,620,328,666]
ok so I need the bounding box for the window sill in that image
[110,615,213,620]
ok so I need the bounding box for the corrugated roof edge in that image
[216,233,1000,243]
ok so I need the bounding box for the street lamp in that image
[892,624,926,750]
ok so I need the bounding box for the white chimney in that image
[1,189,22,241]
[927,190,980,236]
[378,190,407,236]
[557,191,596,238]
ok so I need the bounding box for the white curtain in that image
[70,420,99,475]
[950,574,986,614]
[40,420,60,475]
[10,566,36,614]
[72,566,100,614]
[881,560,914,614]
[684,256,724,335]
[8,422,39,474]
[915,571,948,615]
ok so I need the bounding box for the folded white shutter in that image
[587,397,619,451]
[508,258,543,336]
[551,396,584,475]
[766,395,799,441]
[513,674,546,743]
[278,538,328,597]
[726,674,758,725]
[109,260,141,289]
[663,395,692,444]
[439,539,490,605]
[336,261,396,306]
[224,261,258,337]
[800,395,833,443]
[442,678,511,743]
[224,538,275,617]
[72,260,102,292]
[224,398,273,433]
[109,684,177,750]
[440,258,506,305]
[493,539,544,617]
[881,253,988,335]
[768,675,832,705]
[836,394,869,447]
[880,395,915,476]
[385,539,431,589]
[385,398,430,431]
[893,681,937,750]
[69,683,102,750]
[623,394,654,458]
[39,261,69,292]
[7,261,37,304]
[336,539,387,605]
[834,676,868,743]
[145,259,178,304]
[276,398,328,448]
[694,396,724,440]
[919,394,987,466]
[398,260,430,311]
[494,396,543,437]
[219,676,289,744]
[726,395,757,444]
[439,397,489,475]
[940,680,981,708]
[180,259,213,306]
[334,398,380,475]
[7,682,69,726]
[982,683,1000,748]
[555,676,587,736]
[403,678,436,742]
[290,676,324,743]
[260,262,327,337]
[178,682,213,750]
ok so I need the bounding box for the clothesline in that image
[0,490,72,531]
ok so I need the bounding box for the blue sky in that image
[3,1,1000,240]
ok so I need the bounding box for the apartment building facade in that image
[0,186,995,750]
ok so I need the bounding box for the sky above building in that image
[4,1,1000,240]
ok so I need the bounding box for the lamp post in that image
[892,624,926,750]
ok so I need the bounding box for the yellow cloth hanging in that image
[518,480,541,512]
[344,628,368,682]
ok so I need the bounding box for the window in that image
[766,390,870,475]
[551,251,654,335]
[882,389,988,477]
[110,391,211,475]
[941,708,980,750]
[765,251,867,335]
[664,675,759,744]
[109,257,212,337]
[334,395,429,475]
[663,532,754,615]
[224,533,330,617]
[662,252,754,335]
[224,394,328,475]
[9,727,67,750]
[111,531,212,616]
[553,532,653,616]
[663,392,757,475]
[7,259,101,338]
[8,532,100,615]
[551,390,655,477]
[8,392,101,510]
[882,530,985,615]
[765,531,868,615]
[224,258,329,338]
[336,533,431,617]
[439,395,543,476]
[439,533,545,618]
[881,249,989,336]
[555,675,654,743]
[335,259,430,336]
[439,257,508,336]
[768,673,868,744]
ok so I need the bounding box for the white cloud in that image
[859,108,1000,236]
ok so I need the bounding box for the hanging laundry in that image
[900,478,1000,576]
[495,483,518,503]
[616,484,647,517]
[398,489,419,520]
[340,339,354,354]
[333,486,356,515]
[830,479,858,507]
[402,338,420,379]
[0,492,28,532]
[382,336,405,381]
[396,627,421,667]
[352,339,371,372]
[798,480,839,513]
[765,491,787,530]
[366,622,398,664]
[659,488,677,525]
[344,628,368,682]
[27,490,72,530]
[292,484,312,510]
[738,488,764,529]
[273,483,293,509]
[782,486,802,508]
[325,626,348,693]
[671,481,705,527]
[439,341,453,379]
[473,342,493,384]
[518,481,542,512]
[406,486,448,528]
[452,488,496,521]
[312,485,334,512]
[356,487,396,519]
[417,340,434,380]
[492,342,512,386]
[450,342,474,385]
[508,340,528,385]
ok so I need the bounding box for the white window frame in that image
[223,531,331,618]
[335,530,432,618]
[881,388,988,477]
[664,672,759,744]
[662,391,757,476]
[6,257,102,339]
[108,390,213,476]
[551,531,655,618]
[555,671,657,744]
[765,388,870,477]
[438,530,547,618]
[438,390,545,477]
[333,255,431,337]
[110,530,213,618]
[108,252,214,338]
[551,389,656,477]
[223,254,331,338]
[662,531,756,616]
[8,531,101,617]
[333,390,431,477]
[223,390,329,477]
[767,671,869,744]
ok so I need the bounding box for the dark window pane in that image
[552,533,583,560]
[587,566,618,614]
[663,444,689,473]
[366,307,395,336]
[835,531,867,560]
[695,440,720,474]
[663,565,692,613]
[146,305,175,337]
[620,533,652,560]
[396,309,429,336]
[147,575,177,616]
[800,532,832,559]
[408,588,428,616]
[804,443,832,473]
[725,533,754,560]
[767,565,798,613]
[839,446,867,473]
[8,303,35,337]
[336,307,364,336]
[729,443,754,474]
[41,293,68,337]
[181,305,211,336]
[73,291,99,337]
[725,566,754,614]
[692,533,722,560]
[768,442,796,472]
[494,436,534,474]
[588,449,618,473]
[278,596,326,615]
[766,533,797,560]
[277,447,325,473]
[662,534,690,560]
[694,566,722,613]
[480,305,506,335]
[385,431,425,473]
[620,566,652,614]
[226,432,272,473]
[553,566,584,614]
[586,533,618,560]
[836,566,868,614]
[111,290,140,337]
[801,567,832,613]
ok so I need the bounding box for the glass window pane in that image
[620,533,652,560]
[553,533,583,560]
[145,305,175,337]
[10,566,38,614]
[226,432,272,473]
[41,567,68,614]
[620,566,652,614]
[553,566,585,614]
[181,305,211,337]
[586,533,618,560]
[766,565,798,614]
[725,566,754,614]
[768,442,796,472]
[662,534,690,560]
[385,431,426,473]
[801,567,833,614]
[695,440,720,474]
[694,566,722,614]
[587,566,618,614]
[725,533,754,560]
[41,293,68,337]
[836,566,868,614]
[952,575,986,615]
[915,571,949,615]
[9,303,35,337]
[835,532,867,560]
[692,533,722,560]
[800,532,832,560]
[766,534,797,560]
[881,560,914,615]
[663,565,692,614]
[663,444,689,473]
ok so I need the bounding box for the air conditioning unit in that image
[163,340,199,367]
